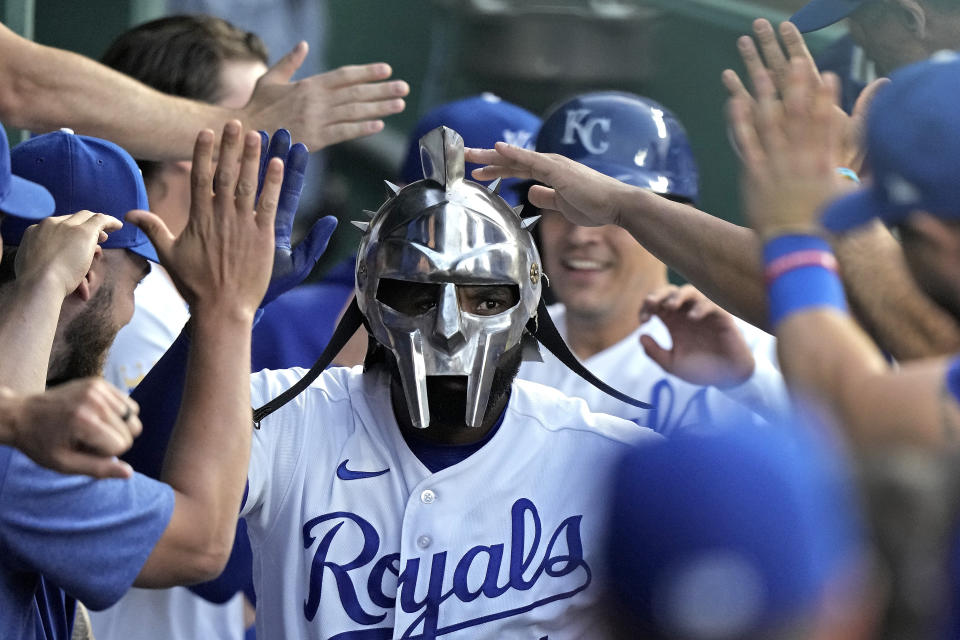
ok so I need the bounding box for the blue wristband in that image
[764,235,848,327]
[763,234,832,262]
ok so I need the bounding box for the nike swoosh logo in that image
[336,460,390,480]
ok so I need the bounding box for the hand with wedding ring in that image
[1,378,141,478]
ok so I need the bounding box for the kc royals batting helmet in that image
[536,91,699,203]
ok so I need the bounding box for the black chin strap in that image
[526,298,652,410]
[253,296,652,429]
[252,298,364,428]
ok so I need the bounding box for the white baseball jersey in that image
[243,365,660,639]
[519,304,789,434]
[93,266,245,640]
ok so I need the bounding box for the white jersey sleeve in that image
[244,366,356,535]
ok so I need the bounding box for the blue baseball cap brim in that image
[6,130,158,262]
[108,233,159,263]
[790,0,867,32]
[0,174,55,220]
[821,186,907,233]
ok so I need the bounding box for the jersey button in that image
[420,489,436,504]
[417,535,432,549]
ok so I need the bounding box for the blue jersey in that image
[0,446,173,640]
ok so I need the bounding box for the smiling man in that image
[517,91,788,433]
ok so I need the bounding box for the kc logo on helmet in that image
[561,109,611,155]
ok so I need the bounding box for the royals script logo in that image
[301,498,591,639]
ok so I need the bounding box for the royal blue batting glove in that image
[256,129,339,307]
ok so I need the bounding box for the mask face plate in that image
[355,127,542,428]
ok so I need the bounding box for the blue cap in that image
[0,124,55,220]
[822,52,960,233]
[3,129,157,261]
[790,0,867,33]
[400,93,541,207]
[606,420,863,637]
[536,91,699,203]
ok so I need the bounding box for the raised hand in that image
[729,58,854,237]
[465,143,638,228]
[721,18,887,173]
[639,284,755,388]
[255,129,337,306]
[3,378,140,479]
[243,43,408,150]
[127,121,279,319]
[15,211,122,297]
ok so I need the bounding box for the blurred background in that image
[1,0,843,273]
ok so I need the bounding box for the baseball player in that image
[517,91,788,433]
[231,126,661,638]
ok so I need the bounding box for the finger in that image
[640,334,674,371]
[644,285,679,310]
[687,297,717,321]
[325,77,409,107]
[728,97,766,170]
[464,147,508,165]
[124,210,176,259]
[672,284,705,308]
[753,18,790,90]
[737,35,772,98]
[816,73,842,168]
[783,59,812,145]
[779,21,821,84]
[255,157,283,232]
[255,130,270,200]
[316,62,395,90]
[71,407,133,458]
[236,130,263,214]
[294,215,338,268]
[757,69,788,157]
[319,120,389,147]
[267,128,292,163]
[318,97,406,124]
[851,77,890,126]
[190,128,216,212]
[721,68,753,102]
[58,451,134,480]
[213,121,244,201]
[260,41,308,84]
[82,212,123,233]
[277,140,308,246]
[527,185,560,212]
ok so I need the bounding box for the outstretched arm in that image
[723,18,960,360]
[466,142,767,326]
[128,121,277,586]
[729,57,960,447]
[0,22,408,160]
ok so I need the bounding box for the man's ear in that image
[72,246,105,302]
[892,0,929,37]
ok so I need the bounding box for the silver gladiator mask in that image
[354,126,542,429]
